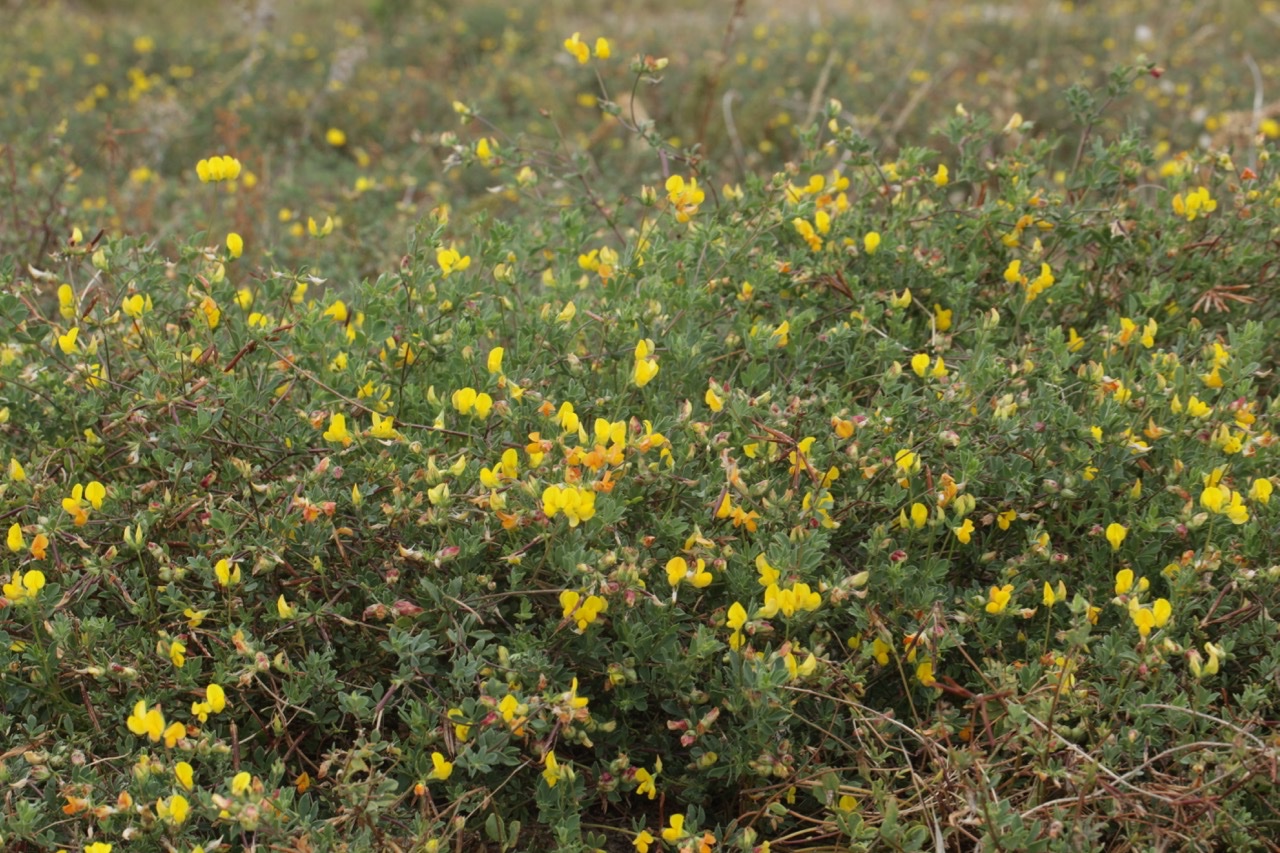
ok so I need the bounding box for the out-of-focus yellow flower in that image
[196,155,242,183]
[326,127,347,146]
[564,32,590,64]
[226,232,243,259]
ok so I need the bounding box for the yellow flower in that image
[57,326,79,354]
[127,700,165,742]
[58,283,77,319]
[169,639,186,668]
[323,412,353,446]
[1115,568,1135,596]
[226,232,243,259]
[231,771,252,796]
[633,338,659,387]
[1249,478,1273,504]
[1003,259,1026,285]
[1105,522,1128,551]
[214,558,241,587]
[308,215,335,237]
[665,175,705,222]
[1200,485,1225,513]
[984,583,1014,614]
[8,457,26,481]
[326,127,347,147]
[910,353,930,377]
[1186,395,1212,418]
[157,793,190,825]
[633,829,656,852]
[891,287,912,309]
[61,484,90,525]
[85,481,105,509]
[429,751,453,781]
[437,245,471,277]
[932,163,949,187]
[277,595,296,619]
[195,155,242,183]
[175,761,195,791]
[368,412,399,440]
[563,32,590,64]
[915,660,936,686]
[7,522,25,553]
[542,750,561,787]
[85,843,113,853]
[872,637,891,665]
[666,556,713,589]
[3,569,46,603]
[864,231,881,254]
[323,300,349,323]
[487,346,504,374]
[594,37,611,59]
[952,518,974,544]
[934,304,952,331]
[1172,186,1216,221]
[122,292,151,318]
[661,814,686,843]
[1043,580,1067,606]
[1152,597,1172,628]
[705,385,724,412]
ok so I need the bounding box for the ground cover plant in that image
[4,1,1280,851]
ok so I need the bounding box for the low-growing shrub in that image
[3,5,1280,853]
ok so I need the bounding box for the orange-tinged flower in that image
[61,484,89,525]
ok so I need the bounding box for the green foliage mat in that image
[3,2,1280,851]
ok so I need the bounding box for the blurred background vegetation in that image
[5,0,1280,277]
